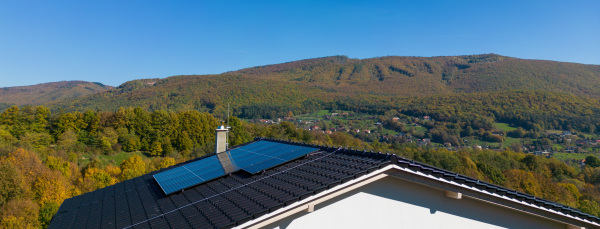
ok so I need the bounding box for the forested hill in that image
[0,81,113,107]
[46,54,600,114]
[235,54,600,96]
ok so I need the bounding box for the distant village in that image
[252,110,600,166]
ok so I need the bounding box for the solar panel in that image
[154,155,226,195]
[229,141,319,174]
[154,140,319,195]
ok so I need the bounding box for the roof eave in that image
[235,165,599,229]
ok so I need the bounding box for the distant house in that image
[423,116,431,121]
[364,130,371,134]
[392,117,400,122]
[563,131,573,136]
[259,119,275,124]
[418,138,431,145]
[565,147,575,153]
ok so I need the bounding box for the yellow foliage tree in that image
[120,155,146,181]
[5,149,43,186]
[0,199,39,229]
[31,170,71,206]
[158,157,176,170]
[45,156,71,179]
[503,169,542,197]
[79,167,119,193]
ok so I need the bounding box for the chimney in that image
[215,123,236,173]
[215,122,228,154]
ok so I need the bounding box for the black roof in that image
[49,138,600,228]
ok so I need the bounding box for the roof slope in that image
[49,138,600,229]
[49,139,390,229]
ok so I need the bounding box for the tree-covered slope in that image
[0,81,113,107]
[47,54,600,114]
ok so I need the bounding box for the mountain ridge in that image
[4,54,599,114]
[0,80,113,106]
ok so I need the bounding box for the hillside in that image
[47,54,600,114]
[0,81,113,107]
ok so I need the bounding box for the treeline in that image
[0,105,252,158]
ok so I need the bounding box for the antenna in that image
[226,103,230,150]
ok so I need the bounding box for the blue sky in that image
[1,0,599,87]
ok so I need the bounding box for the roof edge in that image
[235,164,599,229]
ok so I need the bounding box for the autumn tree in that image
[0,199,40,228]
[0,161,26,208]
[120,155,146,181]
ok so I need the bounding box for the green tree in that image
[38,201,59,229]
[579,199,600,217]
[586,156,600,168]
[33,106,50,133]
[228,116,251,147]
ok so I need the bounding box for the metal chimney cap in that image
[217,121,228,130]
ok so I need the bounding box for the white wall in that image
[265,176,565,229]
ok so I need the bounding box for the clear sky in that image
[1,0,599,87]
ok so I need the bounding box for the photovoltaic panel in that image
[154,140,319,195]
[154,155,226,195]
[228,141,319,174]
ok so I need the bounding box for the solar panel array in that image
[153,155,225,195]
[154,141,318,195]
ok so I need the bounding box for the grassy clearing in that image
[313,110,331,116]
[494,122,517,131]
[502,137,522,147]
[546,130,563,135]
[414,126,427,134]
[553,153,590,162]
[583,133,597,139]
[553,144,565,151]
